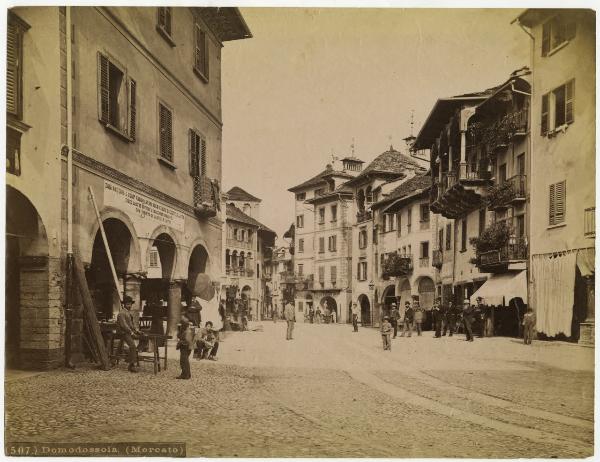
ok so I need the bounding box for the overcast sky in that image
[221,8,528,241]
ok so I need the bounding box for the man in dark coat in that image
[443,300,458,336]
[116,295,141,373]
[390,303,400,338]
[400,301,414,337]
[432,298,442,338]
[462,299,475,342]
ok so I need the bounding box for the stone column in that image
[166,280,183,338]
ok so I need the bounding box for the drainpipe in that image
[65,6,75,368]
[513,18,535,313]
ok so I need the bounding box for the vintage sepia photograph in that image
[3,4,596,458]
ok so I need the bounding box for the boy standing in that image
[176,315,195,379]
[381,317,392,351]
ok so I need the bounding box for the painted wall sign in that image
[104,180,185,233]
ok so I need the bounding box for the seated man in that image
[196,321,220,361]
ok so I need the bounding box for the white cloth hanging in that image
[531,251,577,337]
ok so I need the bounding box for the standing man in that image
[390,303,400,338]
[400,301,414,337]
[284,299,296,340]
[522,307,536,345]
[414,301,424,336]
[443,300,456,337]
[462,299,475,342]
[116,295,141,373]
[432,298,442,338]
[309,305,314,324]
[351,302,359,332]
[187,296,202,327]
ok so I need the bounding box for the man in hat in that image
[390,302,400,338]
[116,295,142,373]
[381,316,392,351]
[351,302,359,332]
[284,299,296,340]
[432,298,442,338]
[400,301,414,337]
[462,299,475,342]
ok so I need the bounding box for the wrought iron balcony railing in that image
[356,210,373,223]
[193,175,219,218]
[487,174,526,210]
[432,250,443,268]
[477,237,528,270]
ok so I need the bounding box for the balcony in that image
[356,210,372,223]
[193,175,219,218]
[477,238,528,273]
[226,237,253,250]
[584,207,595,238]
[279,272,314,290]
[487,175,527,211]
[432,250,443,269]
[430,162,493,219]
[382,252,413,278]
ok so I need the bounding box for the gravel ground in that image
[5,323,595,458]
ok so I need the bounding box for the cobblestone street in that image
[5,323,594,457]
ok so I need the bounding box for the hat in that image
[383,316,390,320]
[463,299,470,304]
[391,302,397,307]
[123,295,134,304]
[405,301,411,306]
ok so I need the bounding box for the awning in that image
[470,271,527,306]
[576,247,595,277]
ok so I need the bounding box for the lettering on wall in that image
[104,180,185,233]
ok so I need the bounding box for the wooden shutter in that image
[438,229,443,250]
[159,103,173,162]
[158,7,166,28]
[319,237,324,253]
[195,24,208,79]
[97,52,110,124]
[564,20,576,42]
[7,21,21,117]
[357,263,360,280]
[128,78,136,141]
[319,266,325,282]
[333,235,336,251]
[541,21,551,56]
[445,223,451,250]
[189,129,199,176]
[164,7,172,35]
[555,181,566,224]
[549,183,556,225]
[565,80,575,124]
[200,136,207,176]
[541,93,549,135]
[331,266,337,282]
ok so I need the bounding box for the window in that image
[319,237,325,253]
[298,238,304,253]
[498,163,507,184]
[438,228,444,250]
[98,52,137,141]
[357,261,367,281]
[318,207,325,224]
[549,180,566,226]
[397,213,402,235]
[240,230,246,242]
[298,301,303,312]
[318,266,325,283]
[402,246,407,256]
[330,266,337,283]
[373,227,378,245]
[420,204,430,223]
[247,230,253,243]
[408,244,412,256]
[194,23,209,82]
[445,223,452,250]
[331,205,338,222]
[407,207,412,231]
[7,13,28,121]
[315,188,325,196]
[156,7,175,46]
[517,154,526,176]
[516,215,525,238]
[359,228,368,249]
[296,192,306,201]
[542,15,576,57]
[7,128,21,176]
[461,218,467,252]
[420,241,430,258]
[149,249,159,267]
[479,208,486,236]
[158,102,173,162]
[384,214,396,232]
[189,129,206,177]
[541,80,575,135]
[298,264,303,276]
[296,215,304,228]
[328,235,337,252]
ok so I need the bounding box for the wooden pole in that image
[88,186,122,299]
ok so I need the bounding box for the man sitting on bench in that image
[196,321,219,361]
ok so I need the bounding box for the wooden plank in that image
[73,252,111,370]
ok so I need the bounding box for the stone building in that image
[6,6,251,369]
[267,246,294,318]
[514,9,595,343]
[344,146,428,326]
[413,73,532,336]
[222,189,276,322]
[371,174,437,325]
[287,160,359,322]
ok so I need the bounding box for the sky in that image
[221,8,528,241]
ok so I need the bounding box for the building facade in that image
[515,9,595,343]
[414,73,532,336]
[6,6,251,369]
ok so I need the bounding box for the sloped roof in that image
[288,166,354,193]
[305,183,354,204]
[344,146,426,187]
[225,203,276,235]
[226,186,262,203]
[372,174,431,210]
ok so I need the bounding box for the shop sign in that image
[104,180,185,232]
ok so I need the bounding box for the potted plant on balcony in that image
[469,221,511,265]
[486,181,515,210]
[382,252,411,278]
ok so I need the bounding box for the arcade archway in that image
[358,294,371,326]
[321,296,337,322]
[398,279,412,307]
[418,277,435,310]
[381,284,396,320]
